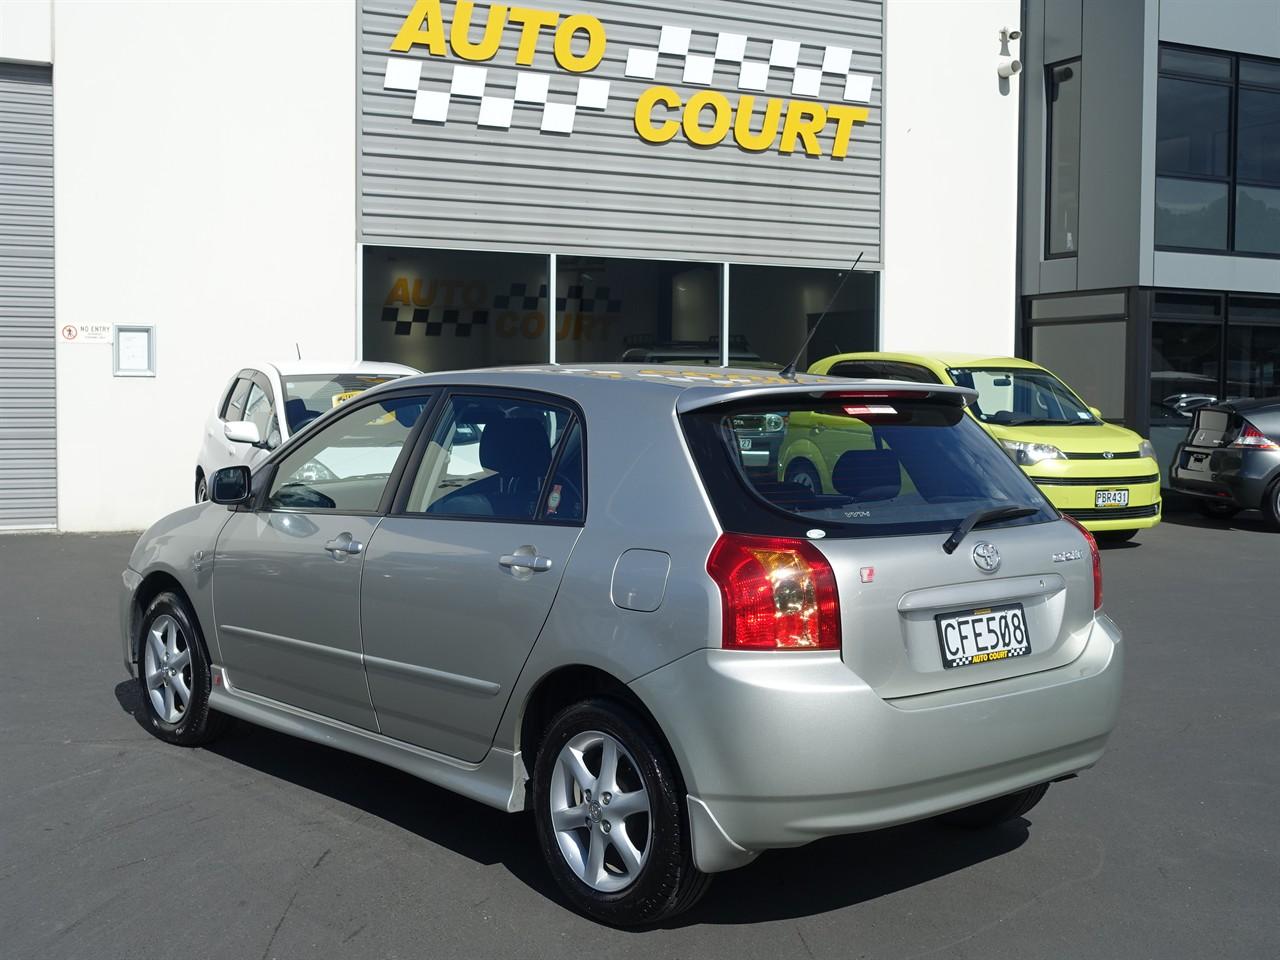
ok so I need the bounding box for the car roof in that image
[383,363,977,410]
[1213,396,1280,414]
[255,360,421,377]
[816,351,1044,371]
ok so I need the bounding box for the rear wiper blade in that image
[942,505,1039,555]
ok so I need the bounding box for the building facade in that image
[1018,0,1280,479]
[4,0,1038,531]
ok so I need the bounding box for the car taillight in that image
[706,533,841,651]
[1061,515,1102,610]
[1231,420,1279,450]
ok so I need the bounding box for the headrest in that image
[832,449,902,501]
[479,418,552,478]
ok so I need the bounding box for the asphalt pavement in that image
[1,503,1277,959]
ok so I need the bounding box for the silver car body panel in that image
[122,365,1123,874]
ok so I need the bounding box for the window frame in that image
[247,386,440,518]
[388,386,589,528]
[1156,43,1280,259]
[221,374,255,422]
[1044,57,1083,260]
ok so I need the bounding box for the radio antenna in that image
[779,252,862,381]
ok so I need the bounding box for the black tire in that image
[531,698,711,927]
[1263,479,1280,532]
[195,472,207,503]
[135,591,228,746]
[1094,528,1138,545]
[1196,499,1239,521]
[940,782,1050,828]
[785,458,822,494]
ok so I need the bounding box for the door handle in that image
[324,532,364,559]
[499,547,553,573]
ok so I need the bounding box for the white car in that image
[195,360,419,502]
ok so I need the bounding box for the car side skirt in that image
[209,668,527,813]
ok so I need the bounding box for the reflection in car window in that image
[281,374,405,434]
[541,419,584,522]
[243,383,278,447]
[266,396,428,512]
[406,396,572,521]
[947,367,1096,426]
[224,378,253,421]
[683,399,1053,539]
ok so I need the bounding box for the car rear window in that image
[683,396,1056,539]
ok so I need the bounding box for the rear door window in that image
[684,397,1054,539]
[403,395,578,522]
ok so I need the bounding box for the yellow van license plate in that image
[1095,489,1129,507]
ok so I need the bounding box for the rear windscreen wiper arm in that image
[942,505,1040,555]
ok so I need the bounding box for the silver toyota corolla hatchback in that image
[121,365,1123,926]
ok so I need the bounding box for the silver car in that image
[121,365,1123,926]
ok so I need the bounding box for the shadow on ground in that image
[115,680,1029,927]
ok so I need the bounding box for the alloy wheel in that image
[143,613,193,724]
[548,730,652,893]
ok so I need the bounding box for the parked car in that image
[807,352,1162,543]
[123,365,1122,926]
[195,360,418,501]
[1170,397,1280,529]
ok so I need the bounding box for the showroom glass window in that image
[1156,46,1280,256]
[1045,60,1082,257]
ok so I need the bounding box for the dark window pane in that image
[1153,292,1224,320]
[1229,296,1280,323]
[362,246,549,372]
[1156,77,1231,177]
[1046,61,1082,256]
[1237,88,1280,184]
[554,256,722,366]
[1160,47,1233,80]
[1228,324,1280,399]
[730,264,876,370]
[1029,322,1126,419]
[1236,185,1280,254]
[1240,58,1280,89]
[1155,177,1229,249]
[1151,321,1222,422]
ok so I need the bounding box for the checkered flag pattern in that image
[624,25,874,103]
[384,58,610,134]
[380,306,490,337]
[492,282,623,313]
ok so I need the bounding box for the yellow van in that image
[794,352,1161,542]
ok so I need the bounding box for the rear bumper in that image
[631,614,1123,872]
[1170,446,1279,510]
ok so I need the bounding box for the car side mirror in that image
[1089,406,1103,420]
[224,420,263,446]
[210,465,252,505]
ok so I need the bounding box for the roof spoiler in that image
[674,380,977,413]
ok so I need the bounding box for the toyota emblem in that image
[972,541,1001,574]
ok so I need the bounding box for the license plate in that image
[935,603,1031,669]
[1095,488,1129,507]
[738,437,752,450]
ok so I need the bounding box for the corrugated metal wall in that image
[0,63,55,529]
[360,0,883,268]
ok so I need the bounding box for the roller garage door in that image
[0,63,54,529]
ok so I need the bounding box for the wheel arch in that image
[129,571,191,665]
[517,664,685,796]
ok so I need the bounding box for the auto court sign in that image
[383,0,872,158]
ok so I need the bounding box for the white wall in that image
[54,0,357,532]
[0,0,51,64]
[880,0,1021,355]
